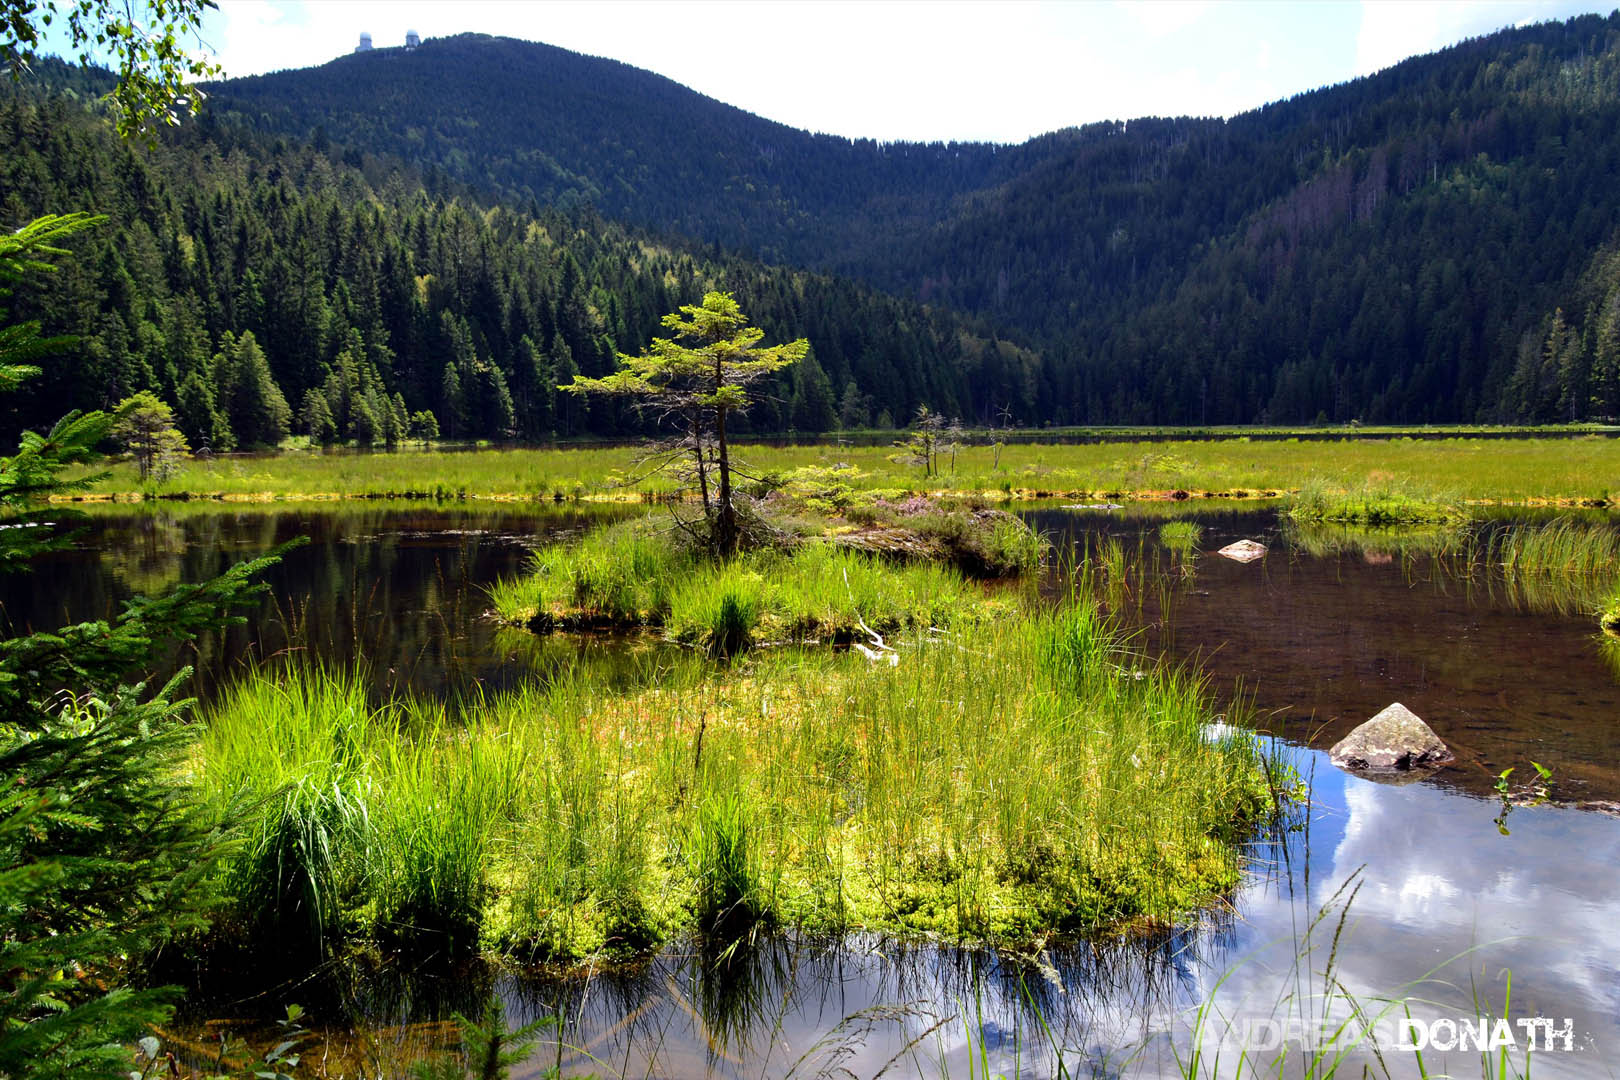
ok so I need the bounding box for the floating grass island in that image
[185,500,1284,982]
[488,496,1043,651]
[1285,478,1473,525]
[195,612,1279,973]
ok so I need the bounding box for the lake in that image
[5,502,1615,1077]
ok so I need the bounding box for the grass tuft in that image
[1159,520,1203,551]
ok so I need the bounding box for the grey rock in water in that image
[1217,539,1267,563]
[1330,703,1454,771]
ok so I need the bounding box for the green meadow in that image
[64,433,1620,505]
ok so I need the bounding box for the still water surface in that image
[4,503,1616,1077]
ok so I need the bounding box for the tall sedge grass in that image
[194,595,1277,968]
[1159,520,1203,551]
[513,520,693,626]
[490,519,1012,649]
[368,715,526,951]
[196,668,526,962]
[197,669,387,963]
[1494,517,1620,622]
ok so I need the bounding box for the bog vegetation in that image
[195,594,1278,970]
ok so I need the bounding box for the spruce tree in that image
[561,291,807,555]
[1,215,279,1078]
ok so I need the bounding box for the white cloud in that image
[1112,0,1214,38]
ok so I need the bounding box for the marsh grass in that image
[69,435,1620,505]
[491,518,1011,650]
[1494,518,1620,621]
[488,600,1278,962]
[1287,477,1471,526]
[198,668,525,963]
[1159,520,1203,551]
[196,593,1277,969]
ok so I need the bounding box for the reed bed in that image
[1495,517,1620,622]
[192,602,1277,969]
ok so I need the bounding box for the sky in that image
[52,0,1620,143]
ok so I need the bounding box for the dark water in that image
[5,503,1618,1077]
[1024,506,1620,805]
[0,502,631,703]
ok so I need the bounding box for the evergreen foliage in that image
[194,15,1620,424]
[110,389,187,480]
[561,290,808,554]
[0,211,279,1078]
[0,70,1029,444]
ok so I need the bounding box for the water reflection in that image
[1025,506,1620,803]
[9,504,1618,1075]
[0,503,631,703]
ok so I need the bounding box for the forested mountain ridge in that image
[0,79,1044,449]
[203,33,1059,270]
[198,15,1620,424]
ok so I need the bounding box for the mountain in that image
[200,15,1620,424]
[201,34,1057,270]
[0,73,1043,448]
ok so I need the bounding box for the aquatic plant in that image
[488,518,693,626]
[1159,520,1203,551]
[689,790,766,931]
[198,586,1277,971]
[1492,517,1620,619]
[369,717,526,951]
[486,598,1277,962]
[1498,516,1620,577]
[198,668,525,963]
[668,566,767,657]
[200,669,388,962]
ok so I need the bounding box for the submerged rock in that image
[1217,539,1268,563]
[1330,702,1454,771]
